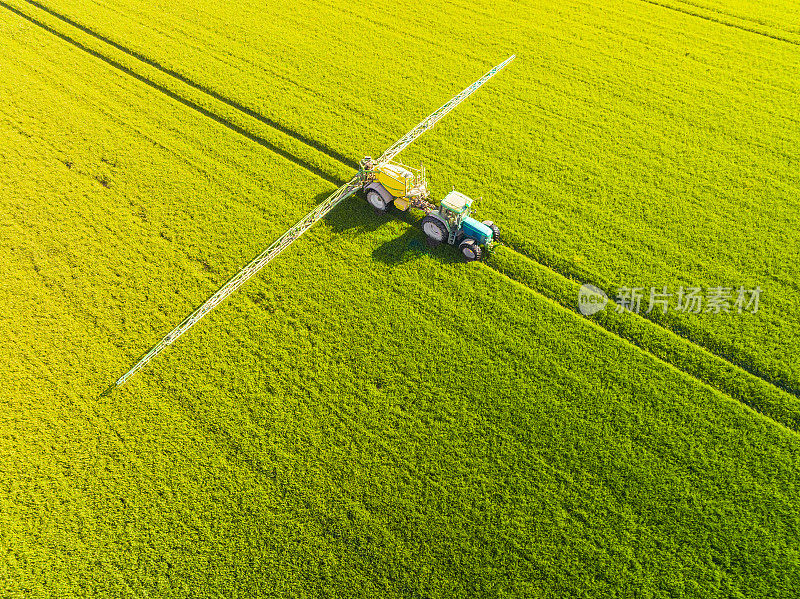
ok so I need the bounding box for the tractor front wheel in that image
[421,216,448,243]
[459,239,482,262]
[366,190,390,213]
[482,220,501,241]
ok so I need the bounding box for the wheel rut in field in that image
[19,0,360,170]
[0,0,350,187]
[486,244,800,435]
[497,236,800,402]
[635,0,800,45]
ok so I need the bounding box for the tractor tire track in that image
[497,235,800,402]
[660,0,796,31]
[485,245,800,434]
[635,0,800,45]
[18,0,360,170]
[0,0,348,188]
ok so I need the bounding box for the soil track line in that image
[482,252,800,438]
[19,0,360,169]
[3,0,795,421]
[636,0,800,45]
[0,1,346,186]
[500,235,800,402]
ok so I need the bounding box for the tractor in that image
[358,156,500,261]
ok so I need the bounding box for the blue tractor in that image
[419,191,500,261]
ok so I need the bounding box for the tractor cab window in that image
[442,207,459,228]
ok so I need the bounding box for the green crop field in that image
[1,0,799,597]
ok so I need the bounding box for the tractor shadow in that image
[320,189,461,266]
[321,190,386,236]
[371,212,463,266]
[371,227,460,266]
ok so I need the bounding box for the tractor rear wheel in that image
[459,239,482,262]
[482,220,501,241]
[366,189,390,213]
[421,216,448,243]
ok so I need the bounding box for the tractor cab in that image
[439,190,472,227]
[438,191,495,248]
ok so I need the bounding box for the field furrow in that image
[637,0,800,41]
[489,246,800,431]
